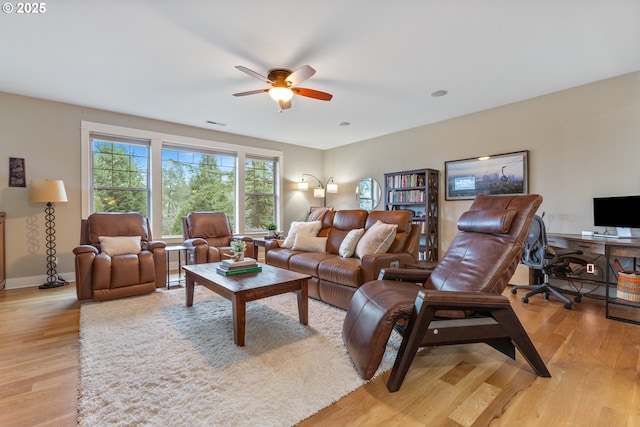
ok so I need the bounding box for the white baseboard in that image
[5,271,74,290]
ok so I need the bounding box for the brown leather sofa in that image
[73,212,167,301]
[265,209,419,310]
[182,212,253,264]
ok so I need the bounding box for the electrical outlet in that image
[390,261,399,268]
[587,263,595,274]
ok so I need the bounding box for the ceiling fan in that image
[233,65,333,112]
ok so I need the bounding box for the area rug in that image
[78,286,400,427]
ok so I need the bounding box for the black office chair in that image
[511,215,586,309]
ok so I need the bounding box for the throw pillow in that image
[99,236,141,257]
[292,235,328,253]
[339,228,365,258]
[355,220,397,258]
[282,221,322,248]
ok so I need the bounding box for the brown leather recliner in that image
[73,212,167,302]
[343,194,551,391]
[182,212,253,264]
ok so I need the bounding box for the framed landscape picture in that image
[445,150,529,200]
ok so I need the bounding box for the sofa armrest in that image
[265,239,283,250]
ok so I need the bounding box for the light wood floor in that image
[1,284,639,427]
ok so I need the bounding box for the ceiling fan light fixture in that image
[269,87,294,102]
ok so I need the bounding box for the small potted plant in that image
[266,223,277,237]
[230,239,247,259]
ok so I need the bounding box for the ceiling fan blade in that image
[233,89,269,97]
[292,87,333,101]
[285,65,316,86]
[235,66,272,84]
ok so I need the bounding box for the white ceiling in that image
[2,1,639,150]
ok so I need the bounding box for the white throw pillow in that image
[292,235,327,253]
[282,221,322,248]
[339,228,365,258]
[99,236,142,257]
[355,221,397,258]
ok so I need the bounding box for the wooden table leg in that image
[185,273,195,307]
[297,279,308,325]
[232,295,246,346]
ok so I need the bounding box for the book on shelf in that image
[220,257,258,270]
[216,265,262,276]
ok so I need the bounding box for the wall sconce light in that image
[298,174,339,207]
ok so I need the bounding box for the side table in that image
[166,245,188,289]
[252,237,277,260]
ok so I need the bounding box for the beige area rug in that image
[78,286,400,427]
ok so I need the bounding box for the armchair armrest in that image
[184,237,207,247]
[143,240,166,251]
[360,252,417,283]
[418,289,511,310]
[73,245,98,256]
[378,267,432,282]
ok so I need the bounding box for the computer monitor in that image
[593,195,640,238]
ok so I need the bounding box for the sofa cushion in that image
[293,235,327,253]
[318,257,362,288]
[339,228,365,258]
[289,252,336,277]
[282,221,322,248]
[355,221,397,258]
[99,236,141,257]
[326,210,368,255]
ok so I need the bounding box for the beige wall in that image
[325,71,640,251]
[0,92,323,287]
[1,71,638,288]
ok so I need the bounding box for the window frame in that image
[81,121,283,240]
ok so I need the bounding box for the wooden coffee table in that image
[183,262,311,346]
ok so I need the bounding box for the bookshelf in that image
[384,168,439,261]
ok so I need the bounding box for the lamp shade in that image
[326,179,338,193]
[314,187,325,198]
[298,180,309,191]
[29,179,68,203]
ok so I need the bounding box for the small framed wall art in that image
[9,157,26,187]
[445,150,529,200]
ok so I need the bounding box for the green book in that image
[216,266,262,276]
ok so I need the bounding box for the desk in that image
[548,233,640,324]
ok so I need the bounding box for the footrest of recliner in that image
[342,280,419,380]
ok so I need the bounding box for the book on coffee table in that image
[220,257,258,270]
[216,265,262,276]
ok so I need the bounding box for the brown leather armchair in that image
[342,194,551,391]
[182,212,253,264]
[73,212,167,302]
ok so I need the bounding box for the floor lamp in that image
[29,179,68,289]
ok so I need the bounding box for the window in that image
[245,157,277,232]
[81,121,283,239]
[90,134,150,215]
[161,146,237,236]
